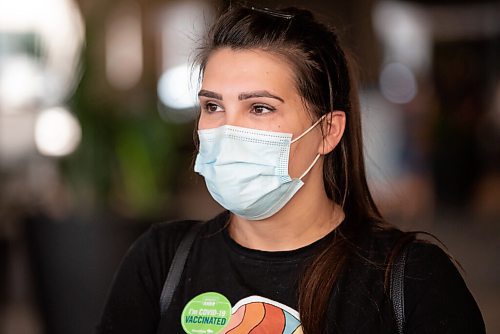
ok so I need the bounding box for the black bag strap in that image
[390,244,410,334]
[157,221,202,333]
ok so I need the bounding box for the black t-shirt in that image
[96,211,485,333]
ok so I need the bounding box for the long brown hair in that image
[195,6,393,333]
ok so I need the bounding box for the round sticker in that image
[181,292,232,334]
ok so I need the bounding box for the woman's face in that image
[198,48,323,179]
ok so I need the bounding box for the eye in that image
[203,102,224,113]
[252,104,276,115]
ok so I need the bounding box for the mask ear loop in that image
[290,114,326,144]
[299,153,321,180]
[290,114,326,180]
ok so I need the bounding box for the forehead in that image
[202,48,298,94]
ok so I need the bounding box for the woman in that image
[97,6,485,334]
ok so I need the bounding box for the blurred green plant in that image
[61,29,196,220]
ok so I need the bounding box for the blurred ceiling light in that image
[0,55,43,112]
[158,63,199,110]
[0,0,84,109]
[34,107,82,157]
[379,63,418,104]
[0,0,41,32]
[373,1,431,74]
[157,0,213,119]
[105,1,143,90]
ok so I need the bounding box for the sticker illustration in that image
[220,296,303,334]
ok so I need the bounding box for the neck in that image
[228,164,345,251]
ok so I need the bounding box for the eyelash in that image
[201,102,276,115]
[202,102,223,113]
[252,104,276,115]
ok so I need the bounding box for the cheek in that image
[198,112,224,130]
[197,114,207,130]
[287,130,322,177]
[288,142,308,177]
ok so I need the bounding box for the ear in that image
[317,110,346,155]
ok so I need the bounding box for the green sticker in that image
[181,292,232,334]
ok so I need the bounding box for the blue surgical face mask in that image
[194,116,324,220]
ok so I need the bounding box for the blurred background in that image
[0,0,498,333]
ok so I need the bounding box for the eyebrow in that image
[198,89,223,100]
[197,89,285,103]
[239,90,284,103]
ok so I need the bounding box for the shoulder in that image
[134,211,228,258]
[403,241,472,294]
[345,226,484,332]
[403,242,486,332]
[355,226,404,263]
[358,227,453,270]
[366,229,485,332]
[403,241,470,300]
[124,211,228,276]
[96,212,229,333]
[146,219,202,252]
[127,220,199,260]
[405,241,452,275]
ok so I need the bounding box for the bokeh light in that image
[34,107,82,157]
[105,1,143,90]
[0,0,84,107]
[379,62,418,104]
[157,63,199,110]
[156,0,212,120]
[0,55,43,113]
[373,0,431,73]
